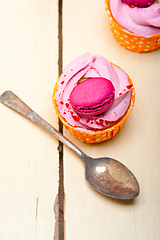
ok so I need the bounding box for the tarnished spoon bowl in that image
[0,91,139,199]
[83,156,139,199]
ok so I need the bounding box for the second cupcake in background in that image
[105,0,160,52]
[52,53,135,143]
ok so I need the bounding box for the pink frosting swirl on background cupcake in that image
[54,53,132,132]
[110,0,160,36]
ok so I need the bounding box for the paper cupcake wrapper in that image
[105,0,160,53]
[52,69,135,144]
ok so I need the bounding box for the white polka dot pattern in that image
[105,0,160,53]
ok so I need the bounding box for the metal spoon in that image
[0,91,139,200]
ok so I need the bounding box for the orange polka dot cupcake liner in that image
[52,71,135,144]
[105,0,160,53]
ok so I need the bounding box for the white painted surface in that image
[0,0,160,239]
[0,1,59,239]
[63,1,160,240]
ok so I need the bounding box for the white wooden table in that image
[0,1,160,239]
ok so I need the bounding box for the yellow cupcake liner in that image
[105,0,160,53]
[52,67,135,144]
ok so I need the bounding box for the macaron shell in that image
[121,0,155,7]
[69,78,115,116]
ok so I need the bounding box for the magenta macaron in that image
[121,0,155,7]
[69,77,115,116]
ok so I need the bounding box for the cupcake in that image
[52,53,135,143]
[105,0,160,52]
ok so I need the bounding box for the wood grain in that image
[0,0,59,239]
[63,1,160,240]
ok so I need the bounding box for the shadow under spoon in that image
[0,90,139,200]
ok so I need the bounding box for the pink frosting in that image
[54,53,132,132]
[110,0,160,36]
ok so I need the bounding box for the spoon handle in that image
[0,91,84,158]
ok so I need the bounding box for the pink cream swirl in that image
[110,0,160,36]
[54,53,132,132]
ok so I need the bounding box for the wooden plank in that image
[0,0,59,239]
[63,1,160,239]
